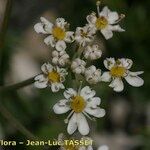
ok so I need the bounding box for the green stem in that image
[0,102,37,140]
[0,0,12,85]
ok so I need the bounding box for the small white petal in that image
[80,86,96,100]
[64,88,77,99]
[87,97,101,107]
[34,81,48,89]
[56,41,66,51]
[104,58,115,70]
[34,23,47,34]
[86,13,97,24]
[55,18,67,28]
[108,12,119,24]
[34,74,48,88]
[67,113,77,135]
[109,25,125,32]
[41,63,53,74]
[118,58,133,69]
[51,83,63,92]
[44,35,56,47]
[101,28,113,40]
[65,31,74,43]
[101,72,111,82]
[125,72,144,87]
[109,78,124,92]
[85,107,105,118]
[40,17,53,33]
[53,99,70,114]
[77,113,89,135]
[99,6,110,18]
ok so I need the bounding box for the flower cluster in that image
[33,1,144,149]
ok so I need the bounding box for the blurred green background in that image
[0,0,150,150]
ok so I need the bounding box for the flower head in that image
[86,5,125,40]
[52,50,70,66]
[85,66,101,84]
[84,45,102,60]
[75,25,96,47]
[101,58,144,92]
[34,63,68,92]
[71,58,86,74]
[53,86,105,135]
[34,17,74,51]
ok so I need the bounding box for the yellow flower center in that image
[110,66,126,78]
[95,16,108,30]
[52,27,66,40]
[71,96,86,113]
[81,30,88,38]
[48,71,60,83]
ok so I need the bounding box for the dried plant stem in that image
[0,76,35,92]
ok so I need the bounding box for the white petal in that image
[67,113,77,135]
[51,83,63,92]
[101,72,111,82]
[104,58,115,70]
[77,113,89,135]
[34,23,47,34]
[34,74,48,88]
[53,99,70,114]
[64,88,77,99]
[85,107,105,118]
[109,25,125,32]
[109,78,124,92]
[34,81,48,89]
[44,35,56,47]
[56,41,66,51]
[80,86,96,100]
[41,63,53,74]
[108,12,119,24]
[118,58,133,69]
[125,72,144,87]
[55,18,67,28]
[100,6,110,18]
[128,71,144,76]
[40,17,53,33]
[101,28,113,40]
[65,31,74,43]
[86,13,97,24]
[87,97,101,107]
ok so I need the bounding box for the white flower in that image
[71,58,86,74]
[34,63,68,92]
[86,6,125,40]
[101,58,144,92]
[84,45,102,60]
[52,50,70,66]
[34,17,74,51]
[75,24,96,47]
[53,86,105,135]
[85,65,101,84]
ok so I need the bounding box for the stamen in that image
[96,1,101,16]
[115,14,125,24]
[64,110,74,124]
[78,80,83,95]
[83,111,96,121]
